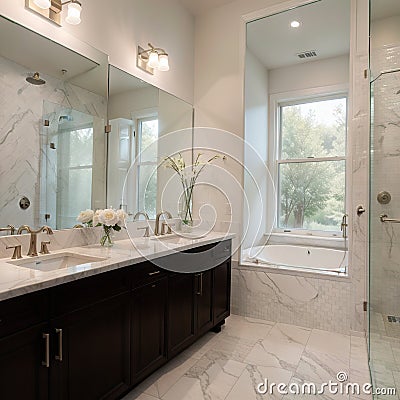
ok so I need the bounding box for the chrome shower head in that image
[26,72,46,85]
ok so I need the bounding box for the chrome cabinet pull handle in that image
[42,333,50,368]
[196,273,203,296]
[55,328,63,361]
[148,271,160,276]
[199,273,203,296]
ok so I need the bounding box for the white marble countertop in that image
[0,232,234,302]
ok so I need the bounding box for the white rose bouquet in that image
[76,208,127,246]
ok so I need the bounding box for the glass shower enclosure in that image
[369,0,400,397]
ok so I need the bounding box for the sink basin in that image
[7,252,107,272]
[150,231,208,243]
[150,235,186,244]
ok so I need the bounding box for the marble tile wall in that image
[0,55,107,231]
[231,265,352,334]
[370,45,400,317]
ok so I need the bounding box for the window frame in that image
[268,85,349,238]
[56,123,94,229]
[135,115,158,219]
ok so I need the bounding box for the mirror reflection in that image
[243,0,350,273]
[0,16,108,233]
[107,66,193,220]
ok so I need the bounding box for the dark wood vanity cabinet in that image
[213,260,231,327]
[132,276,168,383]
[167,272,197,357]
[0,323,49,400]
[195,270,214,336]
[49,293,131,400]
[0,239,231,400]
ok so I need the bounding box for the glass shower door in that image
[369,0,400,396]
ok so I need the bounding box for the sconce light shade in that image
[65,2,82,25]
[148,51,159,69]
[33,0,51,9]
[137,43,170,75]
[26,0,83,26]
[158,54,170,72]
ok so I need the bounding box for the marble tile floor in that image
[370,312,400,399]
[122,315,371,400]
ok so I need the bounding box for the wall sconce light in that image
[25,0,82,26]
[137,43,170,75]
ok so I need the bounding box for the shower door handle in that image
[380,214,400,223]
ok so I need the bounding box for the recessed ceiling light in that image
[290,20,301,28]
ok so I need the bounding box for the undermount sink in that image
[150,235,186,244]
[7,252,106,272]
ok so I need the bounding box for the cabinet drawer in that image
[51,268,130,316]
[0,291,48,338]
[131,262,168,289]
[211,240,232,263]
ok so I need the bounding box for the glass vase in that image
[181,184,193,227]
[100,225,114,247]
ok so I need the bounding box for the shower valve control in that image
[377,191,391,205]
[356,205,366,216]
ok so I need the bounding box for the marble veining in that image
[0,54,107,229]
[121,315,371,400]
[0,231,234,301]
[232,266,351,334]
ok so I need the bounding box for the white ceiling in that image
[178,0,236,16]
[247,0,350,70]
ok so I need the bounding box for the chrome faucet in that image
[17,225,54,257]
[133,211,150,221]
[0,225,16,235]
[154,211,172,236]
[341,214,348,239]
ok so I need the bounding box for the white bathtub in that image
[244,245,347,274]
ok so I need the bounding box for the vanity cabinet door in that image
[50,293,130,400]
[0,323,49,400]
[132,277,167,383]
[195,270,214,336]
[213,260,231,325]
[167,273,196,357]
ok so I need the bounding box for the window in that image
[276,96,347,233]
[136,117,158,219]
[57,126,93,229]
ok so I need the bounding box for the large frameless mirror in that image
[0,16,108,233]
[242,0,350,274]
[107,66,194,221]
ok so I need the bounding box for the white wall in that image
[268,54,349,94]
[0,0,195,103]
[157,90,193,215]
[108,87,159,121]
[370,15,400,49]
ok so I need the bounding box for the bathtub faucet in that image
[341,214,348,239]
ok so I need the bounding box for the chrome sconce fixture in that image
[137,43,170,75]
[26,0,82,26]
